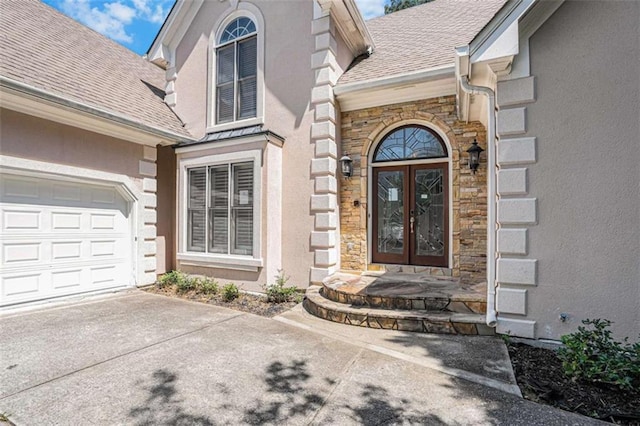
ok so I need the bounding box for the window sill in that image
[206,117,263,134]
[176,253,263,272]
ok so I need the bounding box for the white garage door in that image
[0,174,133,307]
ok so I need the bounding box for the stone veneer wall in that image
[339,96,488,283]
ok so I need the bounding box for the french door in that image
[372,163,448,267]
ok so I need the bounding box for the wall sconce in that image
[340,152,353,178]
[466,139,484,174]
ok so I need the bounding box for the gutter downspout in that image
[459,76,498,328]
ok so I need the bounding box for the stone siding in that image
[339,96,487,283]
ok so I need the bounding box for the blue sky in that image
[42,0,387,55]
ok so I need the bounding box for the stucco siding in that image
[0,109,144,178]
[524,1,639,340]
[171,1,355,288]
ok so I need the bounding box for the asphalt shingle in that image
[0,0,191,139]
[340,0,507,85]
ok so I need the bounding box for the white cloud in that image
[105,2,136,24]
[61,0,133,42]
[131,0,167,24]
[58,0,170,45]
[355,0,386,20]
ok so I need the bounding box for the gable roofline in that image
[0,76,193,146]
[465,0,565,68]
[148,0,373,68]
[147,0,204,68]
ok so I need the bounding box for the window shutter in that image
[237,36,257,119]
[187,168,206,252]
[216,44,235,123]
[231,162,253,255]
[208,165,229,254]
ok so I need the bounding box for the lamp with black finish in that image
[340,152,353,178]
[466,139,484,174]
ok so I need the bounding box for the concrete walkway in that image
[0,291,601,425]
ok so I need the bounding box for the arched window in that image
[216,17,257,124]
[373,126,447,162]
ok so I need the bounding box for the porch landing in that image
[304,272,493,336]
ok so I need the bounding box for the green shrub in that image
[157,270,187,288]
[222,283,239,301]
[198,277,219,295]
[559,319,640,390]
[264,270,300,303]
[176,275,198,293]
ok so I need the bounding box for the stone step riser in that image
[321,284,486,314]
[304,288,494,336]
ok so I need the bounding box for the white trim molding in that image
[177,149,263,271]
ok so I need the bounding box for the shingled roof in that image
[0,0,191,139]
[340,0,507,85]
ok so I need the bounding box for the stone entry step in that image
[304,286,494,336]
[323,272,487,314]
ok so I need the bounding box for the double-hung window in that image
[216,17,257,124]
[187,162,254,256]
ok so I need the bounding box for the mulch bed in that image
[144,285,300,318]
[507,342,640,425]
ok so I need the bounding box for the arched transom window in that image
[216,17,257,124]
[373,126,447,162]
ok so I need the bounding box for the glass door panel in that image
[372,167,407,264]
[410,165,447,266]
[371,163,448,267]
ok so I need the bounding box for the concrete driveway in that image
[0,291,600,425]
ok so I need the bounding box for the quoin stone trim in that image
[309,6,339,284]
[141,146,159,283]
[495,76,538,338]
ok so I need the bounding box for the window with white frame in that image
[216,17,257,124]
[187,161,254,255]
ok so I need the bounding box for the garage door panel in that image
[52,183,83,203]
[52,241,82,260]
[51,269,82,290]
[2,273,42,298]
[3,242,41,264]
[2,177,40,199]
[2,209,41,231]
[91,187,117,205]
[51,211,82,230]
[0,174,133,307]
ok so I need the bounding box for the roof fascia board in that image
[518,0,565,40]
[319,0,374,56]
[147,0,204,67]
[0,77,191,146]
[469,0,534,64]
[337,75,456,112]
[175,133,283,154]
[335,64,454,96]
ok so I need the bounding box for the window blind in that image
[231,162,253,255]
[188,167,206,252]
[216,44,235,123]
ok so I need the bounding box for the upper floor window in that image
[373,126,447,162]
[216,17,257,124]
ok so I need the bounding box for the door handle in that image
[410,216,415,234]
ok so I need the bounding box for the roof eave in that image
[147,0,204,68]
[318,0,375,56]
[335,64,455,96]
[0,76,193,146]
